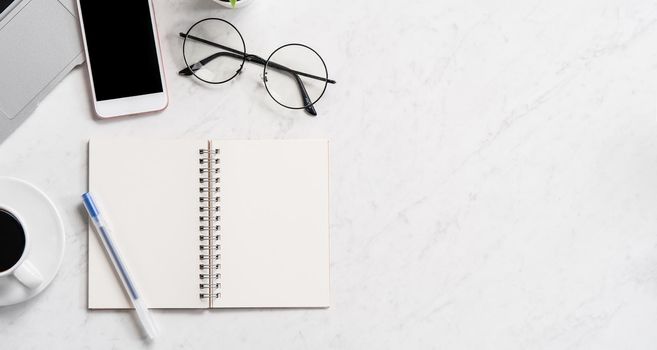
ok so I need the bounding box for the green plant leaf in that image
[230,0,237,8]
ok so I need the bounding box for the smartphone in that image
[77,0,168,118]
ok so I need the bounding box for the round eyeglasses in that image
[179,18,336,116]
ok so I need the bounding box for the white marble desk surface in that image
[2,0,657,348]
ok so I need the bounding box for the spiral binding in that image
[199,143,221,306]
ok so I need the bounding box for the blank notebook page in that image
[217,140,330,307]
[88,139,206,309]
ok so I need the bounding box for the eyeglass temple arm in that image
[291,73,317,116]
[179,51,317,115]
[179,32,244,56]
[178,51,240,75]
[179,33,336,84]
[243,54,317,115]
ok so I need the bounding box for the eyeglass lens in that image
[264,44,328,110]
[182,18,246,84]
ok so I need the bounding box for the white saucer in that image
[0,177,65,306]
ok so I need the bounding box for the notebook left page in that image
[88,139,208,309]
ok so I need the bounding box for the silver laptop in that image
[0,0,83,143]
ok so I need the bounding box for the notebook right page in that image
[215,140,330,308]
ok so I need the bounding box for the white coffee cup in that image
[0,206,44,289]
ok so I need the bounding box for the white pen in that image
[82,192,159,340]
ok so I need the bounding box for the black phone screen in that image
[79,0,163,101]
[0,0,16,16]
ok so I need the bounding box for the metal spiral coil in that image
[199,145,221,303]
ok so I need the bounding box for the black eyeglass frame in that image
[181,18,247,85]
[179,18,335,116]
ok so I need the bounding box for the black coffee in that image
[0,209,26,272]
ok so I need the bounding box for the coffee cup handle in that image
[14,260,43,289]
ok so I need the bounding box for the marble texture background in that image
[3,0,657,348]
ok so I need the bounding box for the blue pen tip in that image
[82,192,100,218]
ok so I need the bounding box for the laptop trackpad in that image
[0,0,80,119]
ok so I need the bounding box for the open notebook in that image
[88,139,330,309]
